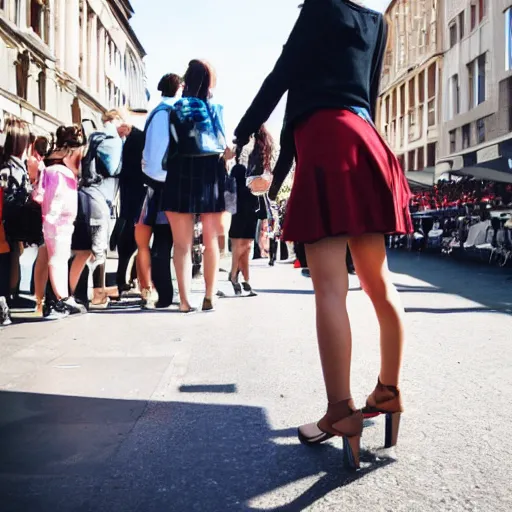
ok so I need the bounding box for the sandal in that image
[298,399,363,469]
[230,272,242,296]
[362,379,403,448]
[202,297,215,312]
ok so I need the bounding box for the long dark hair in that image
[253,125,274,172]
[182,60,217,101]
[0,118,30,167]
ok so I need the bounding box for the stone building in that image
[376,0,444,173]
[0,0,147,135]
[437,0,512,180]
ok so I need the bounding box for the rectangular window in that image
[451,74,460,118]
[409,78,415,108]
[459,12,465,39]
[419,71,425,103]
[506,8,512,70]
[449,130,457,153]
[462,124,471,149]
[449,23,457,48]
[408,150,415,171]
[427,143,437,167]
[417,147,425,171]
[479,0,486,22]
[471,4,477,30]
[468,61,475,108]
[476,118,486,144]
[477,54,486,105]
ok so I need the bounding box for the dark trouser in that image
[0,253,10,297]
[346,246,354,270]
[295,242,308,268]
[269,239,278,265]
[280,241,289,261]
[116,222,137,289]
[151,224,174,305]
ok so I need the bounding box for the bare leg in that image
[201,213,224,300]
[166,212,194,310]
[135,223,153,290]
[230,239,241,279]
[34,245,49,306]
[306,237,352,404]
[349,234,404,387]
[69,251,92,295]
[239,241,253,283]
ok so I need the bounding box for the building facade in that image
[439,0,512,169]
[0,0,147,135]
[376,0,444,173]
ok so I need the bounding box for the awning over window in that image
[435,135,512,183]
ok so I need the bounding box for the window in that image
[449,23,457,48]
[476,118,486,144]
[471,4,477,30]
[462,124,471,149]
[408,150,415,171]
[478,0,486,22]
[468,61,474,108]
[459,12,465,39]
[15,51,30,100]
[0,0,5,12]
[449,130,456,153]
[467,54,486,109]
[419,70,425,103]
[477,54,486,105]
[417,147,425,171]
[38,70,46,111]
[30,0,43,36]
[451,74,460,118]
[506,8,512,70]
[427,143,437,167]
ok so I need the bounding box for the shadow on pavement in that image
[389,252,512,316]
[179,384,237,394]
[0,391,394,512]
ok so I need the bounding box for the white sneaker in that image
[0,297,12,326]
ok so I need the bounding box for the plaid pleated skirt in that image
[162,155,227,214]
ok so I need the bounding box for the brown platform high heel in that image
[362,379,403,448]
[298,399,363,470]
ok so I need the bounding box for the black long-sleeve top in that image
[234,0,388,199]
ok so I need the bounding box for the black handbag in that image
[2,166,42,245]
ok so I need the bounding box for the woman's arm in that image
[369,16,388,121]
[268,126,295,201]
[234,0,318,145]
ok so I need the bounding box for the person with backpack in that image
[0,118,41,307]
[162,60,235,313]
[135,73,183,309]
[39,126,87,319]
[69,109,128,308]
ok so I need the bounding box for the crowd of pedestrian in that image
[0,60,290,327]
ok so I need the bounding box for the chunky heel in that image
[385,412,401,448]
[343,435,361,470]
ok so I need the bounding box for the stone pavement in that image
[0,253,511,512]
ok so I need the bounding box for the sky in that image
[130,0,391,139]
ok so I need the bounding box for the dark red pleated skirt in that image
[282,109,413,244]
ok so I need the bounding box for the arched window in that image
[38,69,46,111]
[15,51,30,100]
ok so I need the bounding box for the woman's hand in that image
[223,147,236,161]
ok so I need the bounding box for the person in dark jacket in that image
[114,117,147,295]
[234,0,412,468]
[229,126,274,296]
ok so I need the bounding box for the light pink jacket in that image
[38,164,78,227]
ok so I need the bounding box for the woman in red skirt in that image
[235,0,412,469]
